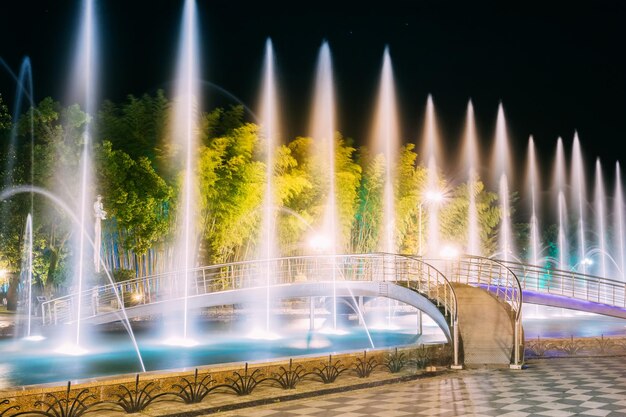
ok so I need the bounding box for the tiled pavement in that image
[214,357,626,417]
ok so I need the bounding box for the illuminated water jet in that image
[492,103,514,261]
[555,138,568,270]
[310,41,338,328]
[170,0,201,341]
[258,38,279,333]
[526,136,541,269]
[615,162,625,281]
[371,47,399,253]
[595,158,608,277]
[71,0,97,348]
[423,95,442,255]
[463,100,480,255]
[571,133,587,274]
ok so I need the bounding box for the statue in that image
[94,195,107,273]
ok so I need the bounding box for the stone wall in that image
[0,343,451,415]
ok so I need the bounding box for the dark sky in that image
[1,0,626,199]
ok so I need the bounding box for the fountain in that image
[463,100,480,256]
[2,0,626,391]
[571,133,588,274]
[594,158,608,277]
[310,41,338,328]
[423,95,442,255]
[526,136,541,269]
[492,103,514,261]
[615,162,625,281]
[369,47,399,254]
[555,138,568,270]
[167,0,201,345]
[369,47,400,328]
[17,214,35,339]
[257,38,279,336]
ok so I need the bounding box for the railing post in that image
[92,288,98,316]
[451,317,462,370]
[417,310,422,335]
[359,296,364,325]
[510,317,523,369]
[309,296,315,330]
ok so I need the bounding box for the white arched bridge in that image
[40,253,626,369]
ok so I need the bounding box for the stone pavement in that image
[213,357,626,417]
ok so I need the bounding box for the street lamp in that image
[418,190,445,256]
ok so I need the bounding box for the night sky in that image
[1,0,626,197]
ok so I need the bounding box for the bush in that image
[113,269,136,283]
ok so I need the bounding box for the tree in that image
[351,148,385,253]
[94,141,172,273]
[97,90,169,161]
[197,123,265,263]
[394,144,427,254]
[439,179,500,255]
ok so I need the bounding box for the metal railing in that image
[41,253,457,334]
[424,255,523,367]
[493,259,626,308]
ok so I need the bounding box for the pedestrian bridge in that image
[40,253,626,368]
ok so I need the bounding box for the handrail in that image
[423,255,523,367]
[493,259,626,309]
[424,255,522,319]
[41,253,458,331]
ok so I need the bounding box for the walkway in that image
[214,357,626,417]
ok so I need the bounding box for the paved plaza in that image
[214,357,626,417]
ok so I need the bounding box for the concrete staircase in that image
[452,283,517,368]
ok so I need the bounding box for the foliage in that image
[411,344,431,369]
[0,94,11,131]
[384,347,407,373]
[439,179,500,256]
[198,123,265,263]
[277,134,359,254]
[394,144,426,253]
[200,105,246,142]
[354,350,379,378]
[352,149,384,253]
[95,141,172,255]
[0,93,509,284]
[97,90,169,163]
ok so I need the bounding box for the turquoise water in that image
[0,320,424,388]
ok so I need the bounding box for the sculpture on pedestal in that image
[94,195,107,273]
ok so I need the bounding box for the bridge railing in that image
[424,255,523,368]
[493,259,626,308]
[41,254,457,331]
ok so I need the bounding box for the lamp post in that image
[418,190,444,256]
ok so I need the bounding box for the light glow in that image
[309,233,332,252]
[163,337,199,347]
[55,343,88,356]
[439,245,460,259]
